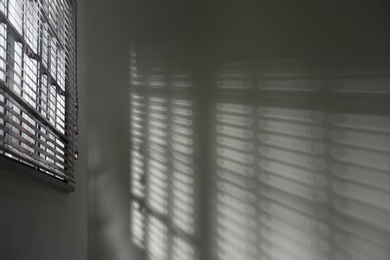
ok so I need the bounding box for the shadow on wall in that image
[129,50,390,260]
[124,1,390,260]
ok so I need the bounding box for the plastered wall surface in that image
[86,1,390,260]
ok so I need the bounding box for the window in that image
[130,48,390,260]
[0,0,77,187]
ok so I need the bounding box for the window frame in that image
[0,0,78,191]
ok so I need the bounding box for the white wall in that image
[85,1,390,260]
[85,0,142,259]
[0,1,88,259]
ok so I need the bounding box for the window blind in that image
[0,0,77,182]
[130,51,390,260]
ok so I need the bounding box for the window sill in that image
[0,155,75,192]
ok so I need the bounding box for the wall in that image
[86,1,390,260]
[0,0,88,259]
[85,0,142,259]
[85,1,199,258]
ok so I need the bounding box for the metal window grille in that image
[0,0,77,183]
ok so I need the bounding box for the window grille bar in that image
[0,0,77,183]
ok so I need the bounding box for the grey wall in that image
[85,1,390,260]
[85,0,141,259]
[0,0,88,259]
